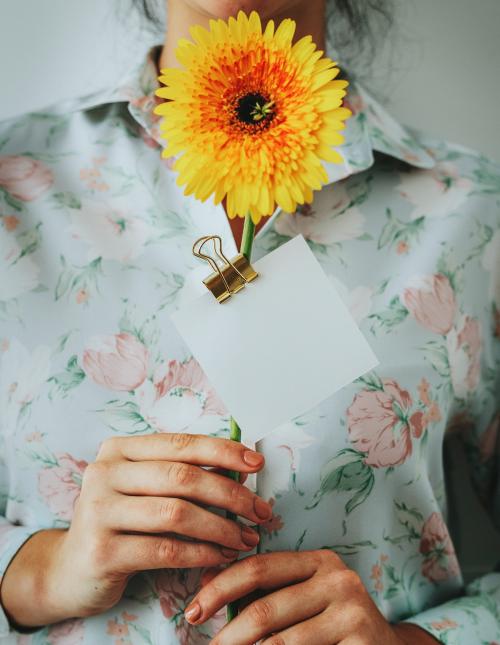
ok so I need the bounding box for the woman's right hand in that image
[0,433,272,627]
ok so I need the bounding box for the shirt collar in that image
[74,44,437,179]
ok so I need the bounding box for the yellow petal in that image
[291,35,314,63]
[175,39,198,67]
[189,24,212,47]
[248,10,262,35]
[310,68,341,91]
[263,19,275,40]
[316,143,344,163]
[274,18,295,46]
[249,205,262,225]
[274,184,295,212]
[331,107,352,121]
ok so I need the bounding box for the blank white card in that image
[171,234,378,443]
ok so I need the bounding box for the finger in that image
[106,495,260,551]
[201,568,221,587]
[96,433,264,472]
[185,552,322,623]
[260,612,333,645]
[108,460,272,523]
[208,579,328,645]
[112,534,240,573]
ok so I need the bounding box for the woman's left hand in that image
[183,550,441,645]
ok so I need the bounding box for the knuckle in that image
[243,556,267,585]
[222,438,239,459]
[266,637,285,645]
[316,548,342,569]
[170,462,195,487]
[88,495,110,520]
[81,461,108,488]
[333,569,364,593]
[159,499,184,526]
[227,481,243,506]
[96,436,121,460]
[248,598,274,627]
[343,604,369,632]
[169,432,195,451]
[157,538,178,564]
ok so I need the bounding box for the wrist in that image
[1,528,71,629]
[393,622,442,645]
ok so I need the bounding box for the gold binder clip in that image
[192,235,258,303]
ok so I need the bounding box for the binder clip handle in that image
[192,235,258,303]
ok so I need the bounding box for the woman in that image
[0,0,499,643]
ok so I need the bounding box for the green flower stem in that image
[226,211,256,623]
[240,212,256,261]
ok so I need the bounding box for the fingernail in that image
[243,450,264,467]
[241,525,260,546]
[221,547,239,559]
[254,497,272,520]
[184,602,201,623]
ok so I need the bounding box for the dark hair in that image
[326,0,394,72]
[135,0,394,76]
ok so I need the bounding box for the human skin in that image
[0,434,272,628]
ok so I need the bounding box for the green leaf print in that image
[436,250,464,294]
[420,340,451,378]
[47,355,86,400]
[368,295,409,334]
[383,563,401,600]
[377,208,425,252]
[307,448,375,514]
[129,622,154,644]
[14,221,42,261]
[0,186,24,211]
[118,304,161,354]
[321,539,377,556]
[148,205,192,240]
[383,500,423,545]
[354,372,384,391]
[394,500,424,536]
[45,115,71,147]
[22,149,74,163]
[154,270,185,310]
[54,255,103,301]
[472,157,500,194]
[51,331,75,356]
[464,218,496,264]
[51,191,82,210]
[97,399,152,434]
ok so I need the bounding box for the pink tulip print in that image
[403,274,456,335]
[38,453,88,521]
[0,155,54,201]
[81,332,149,392]
[419,512,460,583]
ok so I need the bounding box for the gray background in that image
[1,0,499,581]
[1,0,499,161]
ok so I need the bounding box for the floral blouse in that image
[0,43,499,645]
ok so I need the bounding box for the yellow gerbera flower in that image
[154,10,351,225]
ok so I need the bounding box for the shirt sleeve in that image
[0,444,43,637]
[398,200,500,643]
[398,407,500,643]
